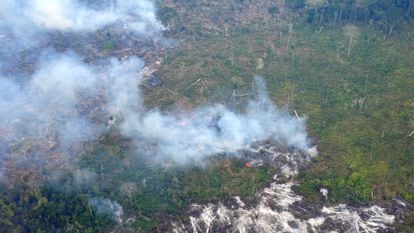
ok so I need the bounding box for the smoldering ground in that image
[0,54,309,179]
[0,0,163,186]
[0,0,310,183]
[0,1,317,230]
[125,76,309,165]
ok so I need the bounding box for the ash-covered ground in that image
[0,1,411,232]
[167,142,403,233]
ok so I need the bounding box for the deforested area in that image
[0,1,413,232]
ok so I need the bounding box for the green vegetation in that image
[1,1,414,232]
[152,0,414,229]
[0,133,274,232]
[0,185,115,233]
[152,0,414,207]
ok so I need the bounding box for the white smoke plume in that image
[0,53,139,145]
[89,197,124,224]
[0,0,164,64]
[117,76,309,164]
[0,0,163,36]
[0,57,309,174]
[0,53,143,169]
[0,0,310,180]
[0,54,97,146]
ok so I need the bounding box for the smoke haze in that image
[0,0,310,181]
[0,0,163,36]
[89,197,124,224]
[125,76,309,164]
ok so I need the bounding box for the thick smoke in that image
[0,53,99,144]
[0,0,163,36]
[0,0,310,183]
[0,52,144,148]
[116,76,309,164]
[0,0,164,66]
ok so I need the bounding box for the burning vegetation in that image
[0,0,413,232]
